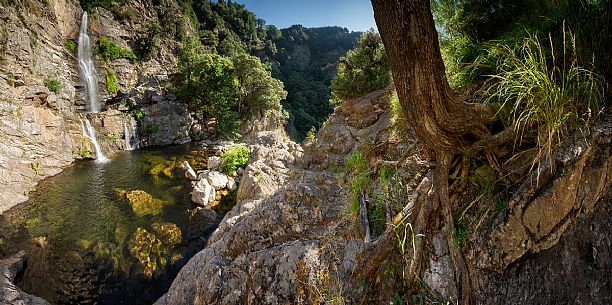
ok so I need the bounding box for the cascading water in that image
[124,121,134,151]
[77,12,100,113]
[123,117,140,151]
[77,12,109,162]
[81,118,109,163]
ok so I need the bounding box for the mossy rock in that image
[128,223,182,277]
[114,188,168,217]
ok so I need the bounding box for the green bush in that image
[330,30,391,101]
[305,126,317,141]
[344,150,370,215]
[145,123,158,135]
[484,33,605,163]
[134,108,145,121]
[97,36,137,64]
[44,77,61,94]
[221,145,251,175]
[105,70,119,94]
[64,39,77,52]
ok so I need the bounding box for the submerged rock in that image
[115,189,168,217]
[128,223,182,278]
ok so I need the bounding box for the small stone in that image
[207,171,229,190]
[197,170,210,180]
[207,156,222,171]
[179,161,198,180]
[151,95,165,103]
[226,177,237,191]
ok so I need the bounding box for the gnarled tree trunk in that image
[367,1,495,304]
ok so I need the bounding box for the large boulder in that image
[187,208,218,240]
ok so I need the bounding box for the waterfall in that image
[77,12,101,113]
[123,117,140,151]
[81,118,109,163]
[124,121,134,151]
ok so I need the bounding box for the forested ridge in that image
[78,0,362,140]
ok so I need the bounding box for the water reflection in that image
[0,145,219,305]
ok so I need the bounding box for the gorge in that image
[0,0,611,304]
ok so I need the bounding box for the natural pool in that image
[0,145,221,305]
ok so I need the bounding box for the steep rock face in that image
[0,0,85,213]
[302,88,421,174]
[0,251,50,305]
[0,0,189,213]
[158,88,612,304]
[469,116,612,304]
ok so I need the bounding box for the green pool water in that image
[0,144,219,305]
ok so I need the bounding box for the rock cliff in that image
[0,0,191,213]
[157,88,611,304]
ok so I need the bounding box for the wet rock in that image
[178,161,197,180]
[115,189,167,217]
[128,223,182,278]
[192,179,215,206]
[0,251,50,305]
[188,208,218,240]
[207,171,229,190]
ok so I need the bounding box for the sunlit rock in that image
[114,189,167,217]
[191,179,215,206]
[207,171,229,190]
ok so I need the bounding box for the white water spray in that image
[77,12,101,113]
[81,118,109,163]
[124,121,133,151]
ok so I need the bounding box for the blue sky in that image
[233,0,377,32]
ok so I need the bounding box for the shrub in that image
[44,77,61,94]
[31,162,40,175]
[484,31,605,163]
[64,39,77,52]
[134,108,145,121]
[305,126,317,141]
[145,123,158,135]
[330,30,391,101]
[97,36,137,64]
[105,70,119,94]
[344,150,370,215]
[221,145,251,175]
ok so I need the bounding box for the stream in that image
[0,144,224,305]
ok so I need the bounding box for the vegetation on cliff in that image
[350,0,611,303]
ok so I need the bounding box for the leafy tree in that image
[178,38,239,138]
[232,53,287,117]
[330,30,391,100]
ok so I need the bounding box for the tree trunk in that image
[370,0,491,153]
[369,1,488,304]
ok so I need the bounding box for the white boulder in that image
[207,171,229,190]
[191,179,216,206]
[179,161,197,180]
